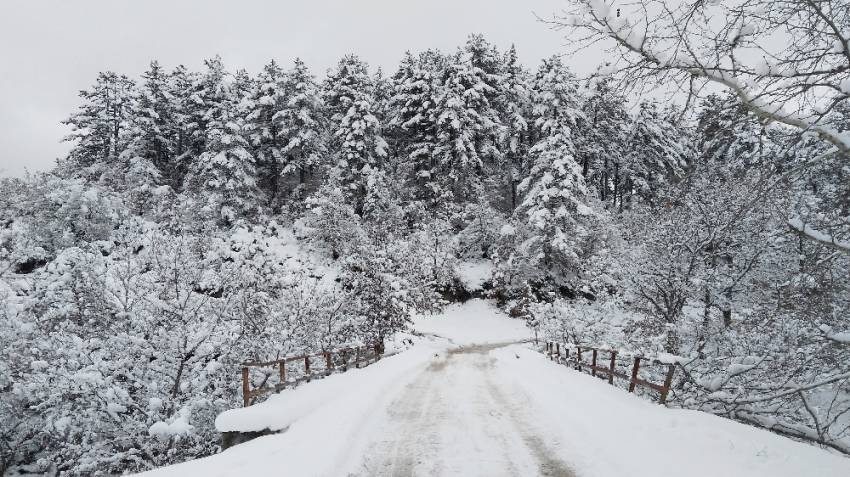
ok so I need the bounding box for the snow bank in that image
[215,343,432,433]
[412,298,532,345]
[139,341,444,477]
[489,345,850,477]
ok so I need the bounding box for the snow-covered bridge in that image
[138,300,850,477]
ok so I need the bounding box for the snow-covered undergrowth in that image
[531,297,850,455]
[0,181,460,475]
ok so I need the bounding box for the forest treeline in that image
[1,34,848,474]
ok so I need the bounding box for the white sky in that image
[0,0,600,177]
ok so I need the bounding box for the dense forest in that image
[1,32,848,474]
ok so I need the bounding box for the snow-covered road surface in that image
[139,300,850,477]
[354,343,575,476]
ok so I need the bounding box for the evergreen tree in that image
[620,101,690,207]
[575,78,630,204]
[323,55,387,215]
[247,60,288,207]
[505,55,592,291]
[499,45,531,210]
[277,58,326,196]
[185,57,262,224]
[430,51,501,205]
[388,51,440,202]
[60,72,136,182]
[166,64,200,189]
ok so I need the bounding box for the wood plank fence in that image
[241,343,383,407]
[542,341,676,404]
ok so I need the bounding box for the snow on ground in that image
[489,346,850,477]
[139,340,445,477]
[138,300,850,477]
[455,260,493,291]
[412,298,532,345]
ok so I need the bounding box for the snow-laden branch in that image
[788,218,850,253]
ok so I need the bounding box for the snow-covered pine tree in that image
[620,101,690,207]
[430,50,502,206]
[323,54,387,215]
[370,67,393,127]
[130,62,177,175]
[185,57,262,225]
[388,51,440,204]
[164,64,200,189]
[116,61,186,212]
[509,55,593,291]
[60,72,136,183]
[575,77,630,205]
[498,45,531,210]
[695,93,773,175]
[247,60,288,207]
[276,58,326,197]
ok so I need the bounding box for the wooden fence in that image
[241,343,383,407]
[542,341,676,404]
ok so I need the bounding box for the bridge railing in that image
[240,342,383,407]
[542,341,676,404]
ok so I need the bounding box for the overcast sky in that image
[0,0,596,177]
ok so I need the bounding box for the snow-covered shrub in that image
[532,298,640,351]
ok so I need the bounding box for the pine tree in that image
[499,45,531,210]
[113,60,194,212]
[620,101,690,207]
[185,57,262,224]
[510,55,593,289]
[388,51,440,202]
[165,64,199,189]
[575,78,630,204]
[60,72,136,182]
[323,55,387,215]
[277,58,326,196]
[430,51,501,205]
[247,60,287,206]
[695,93,771,174]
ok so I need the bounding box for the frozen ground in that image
[138,299,850,477]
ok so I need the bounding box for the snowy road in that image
[140,300,850,477]
[354,343,575,477]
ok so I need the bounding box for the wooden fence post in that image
[279,360,286,387]
[628,357,641,392]
[355,347,361,368]
[242,367,250,407]
[555,343,561,362]
[608,351,616,385]
[591,349,598,377]
[564,348,569,365]
[577,347,583,371]
[659,364,676,404]
[305,356,311,382]
[374,342,381,362]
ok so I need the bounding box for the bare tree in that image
[554,0,850,251]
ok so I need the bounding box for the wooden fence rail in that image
[542,341,676,404]
[241,342,383,407]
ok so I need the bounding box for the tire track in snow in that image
[352,344,577,477]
